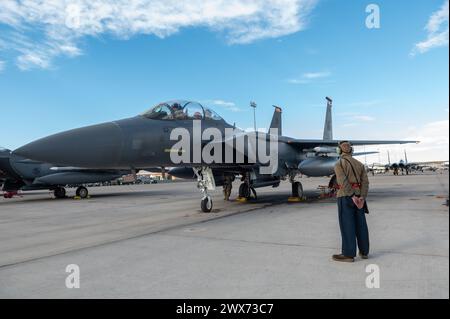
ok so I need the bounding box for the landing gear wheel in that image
[328,175,338,189]
[239,183,251,199]
[201,196,213,213]
[76,186,89,199]
[292,181,303,198]
[54,187,66,199]
[194,167,216,213]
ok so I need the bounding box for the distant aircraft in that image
[365,163,388,175]
[0,147,129,199]
[14,98,418,212]
[385,150,446,175]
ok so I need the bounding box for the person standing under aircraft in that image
[332,141,370,263]
[223,175,234,201]
[393,167,399,176]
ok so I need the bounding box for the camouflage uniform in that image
[223,175,233,201]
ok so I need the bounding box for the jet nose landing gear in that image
[201,196,213,213]
[194,167,216,213]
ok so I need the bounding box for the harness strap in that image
[339,158,362,192]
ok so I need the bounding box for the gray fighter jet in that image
[14,99,418,211]
[0,147,129,199]
[384,150,447,174]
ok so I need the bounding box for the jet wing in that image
[281,137,419,148]
[353,151,379,157]
[409,160,448,165]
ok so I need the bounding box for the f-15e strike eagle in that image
[15,98,418,212]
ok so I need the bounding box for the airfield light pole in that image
[364,145,367,165]
[250,101,257,132]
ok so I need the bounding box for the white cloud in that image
[207,99,242,112]
[412,0,449,55]
[345,100,381,108]
[0,60,4,72]
[302,71,330,79]
[406,120,449,152]
[362,119,449,163]
[0,0,318,70]
[287,70,331,84]
[338,113,376,125]
[352,115,375,122]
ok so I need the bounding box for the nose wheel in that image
[194,167,216,213]
[201,196,213,213]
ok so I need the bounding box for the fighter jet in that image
[0,147,129,199]
[14,99,418,212]
[384,150,444,175]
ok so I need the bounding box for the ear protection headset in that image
[336,141,353,155]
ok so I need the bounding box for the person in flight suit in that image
[332,141,370,262]
[172,103,187,120]
[223,175,234,201]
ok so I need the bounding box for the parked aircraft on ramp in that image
[15,98,418,212]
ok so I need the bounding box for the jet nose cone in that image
[14,122,124,168]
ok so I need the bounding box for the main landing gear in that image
[76,186,89,199]
[194,167,216,213]
[54,187,66,199]
[53,186,89,199]
[328,174,338,196]
[237,173,257,201]
[288,173,304,202]
[291,181,304,198]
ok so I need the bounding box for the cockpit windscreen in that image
[141,100,223,121]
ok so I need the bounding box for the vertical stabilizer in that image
[323,97,333,140]
[270,106,282,136]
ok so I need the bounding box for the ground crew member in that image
[223,175,233,201]
[332,141,370,262]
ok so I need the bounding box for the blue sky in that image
[0,0,448,163]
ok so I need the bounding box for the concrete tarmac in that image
[0,172,448,298]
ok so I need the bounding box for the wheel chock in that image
[288,196,305,203]
[73,196,91,200]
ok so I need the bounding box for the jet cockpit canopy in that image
[141,100,223,121]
